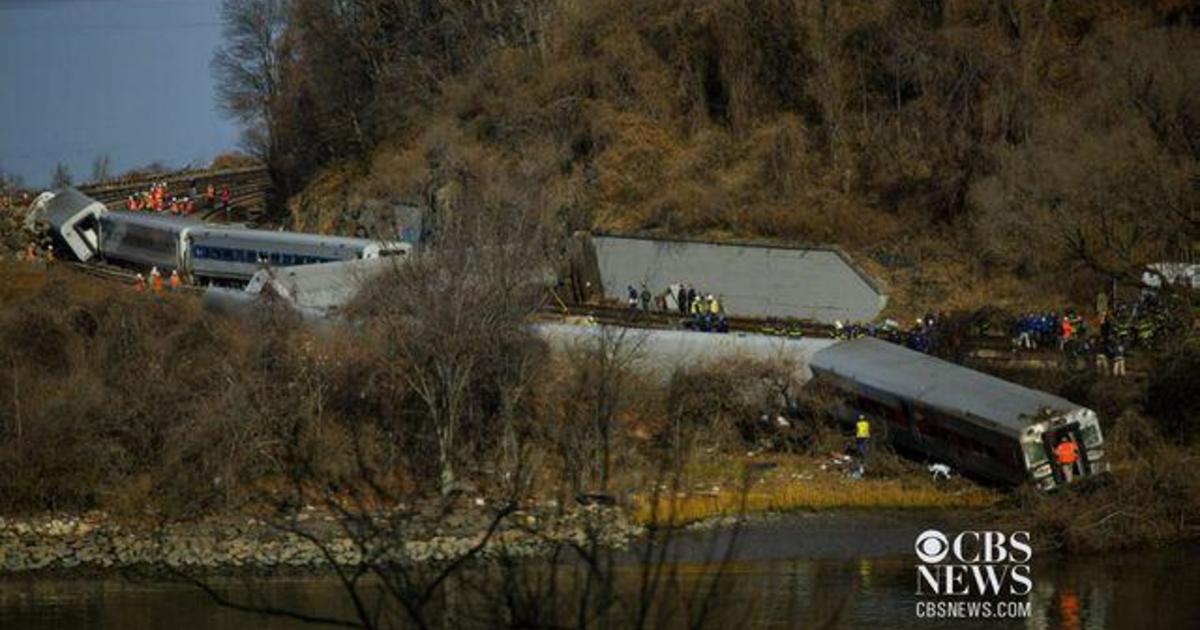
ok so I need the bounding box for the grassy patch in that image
[629,455,998,526]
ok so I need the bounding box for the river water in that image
[1,512,1196,629]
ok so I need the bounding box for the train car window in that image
[1023,442,1048,467]
[269,253,282,264]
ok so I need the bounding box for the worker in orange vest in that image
[1059,316,1074,350]
[1055,436,1079,483]
[220,185,232,221]
[124,195,136,211]
[134,273,146,292]
[150,266,163,293]
[168,269,182,291]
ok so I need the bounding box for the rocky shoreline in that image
[0,506,645,575]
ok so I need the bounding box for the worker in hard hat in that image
[855,414,871,462]
[150,266,163,293]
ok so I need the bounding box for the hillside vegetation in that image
[240,0,1200,313]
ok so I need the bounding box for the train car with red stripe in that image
[810,338,1107,490]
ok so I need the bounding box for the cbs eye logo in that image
[914,529,950,563]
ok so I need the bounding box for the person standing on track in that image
[1110,338,1127,377]
[150,266,163,293]
[168,270,182,291]
[220,185,232,221]
[134,273,146,293]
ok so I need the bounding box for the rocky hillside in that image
[239,0,1199,314]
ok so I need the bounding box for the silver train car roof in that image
[99,210,206,232]
[810,337,1089,439]
[187,225,384,249]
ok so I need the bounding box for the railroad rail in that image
[77,165,272,224]
[538,302,1139,374]
[58,263,1137,375]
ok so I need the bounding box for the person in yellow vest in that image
[855,415,871,461]
[708,294,720,315]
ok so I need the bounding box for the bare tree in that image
[90,154,112,183]
[50,162,72,189]
[350,203,556,496]
[212,0,290,163]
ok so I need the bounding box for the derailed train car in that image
[98,211,201,271]
[185,225,408,283]
[28,188,409,283]
[24,188,104,262]
[810,338,1107,490]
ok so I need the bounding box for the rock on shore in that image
[0,507,643,575]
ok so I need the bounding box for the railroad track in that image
[63,260,136,283]
[62,261,204,294]
[78,165,273,224]
[538,302,1113,370]
[61,258,1132,374]
[539,302,833,336]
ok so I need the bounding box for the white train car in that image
[98,211,202,272]
[185,226,409,283]
[24,188,104,262]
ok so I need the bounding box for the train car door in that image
[1041,423,1089,486]
[179,228,194,281]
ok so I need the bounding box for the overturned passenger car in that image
[810,338,1107,489]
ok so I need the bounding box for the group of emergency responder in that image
[625,282,730,332]
[122,180,232,218]
[1014,309,1130,377]
[18,241,54,263]
[0,192,30,211]
[829,312,944,354]
[132,266,182,293]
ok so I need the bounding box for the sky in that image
[0,0,242,188]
